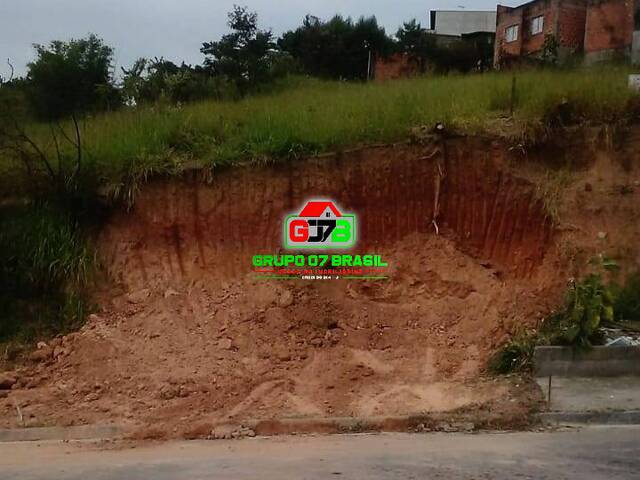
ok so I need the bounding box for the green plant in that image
[1,67,637,198]
[541,256,618,347]
[490,256,628,375]
[27,34,120,119]
[613,271,640,322]
[488,331,537,374]
[0,203,94,344]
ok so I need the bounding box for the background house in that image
[494,0,640,65]
[374,9,496,80]
[494,0,588,66]
[429,9,497,36]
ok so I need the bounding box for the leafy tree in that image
[395,20,489,74]
[201,5,275,94]
[26,34,120,119]
[122,57,236,105]
[279,15,392,80]
[395,20,436,72]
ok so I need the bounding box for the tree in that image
[395,20,436,72]
[278,15,392,80]
[26,34,120,119]
[122,57,233,105]
[201,5,275,94]
[395,20,489,74]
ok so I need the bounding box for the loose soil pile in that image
[1,130,638,437]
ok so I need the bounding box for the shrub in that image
[0,203,93,343]
[613,272,640,322]
[490,256,622,374]
[488,331,537,374]
[541,258,618,347]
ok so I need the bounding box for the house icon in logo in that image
[284,200,356,249]
[298,201,342,219]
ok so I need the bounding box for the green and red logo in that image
[285,200,356,249]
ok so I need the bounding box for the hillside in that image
[1,127,640,437]
[1,69,637,198]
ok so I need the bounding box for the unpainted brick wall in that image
[585,0,634,52]
[557,2,588,49]
[374,54,419,81]
[495,4,524,64]
[495,0,587,64]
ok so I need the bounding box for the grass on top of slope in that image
[1,67,637,195]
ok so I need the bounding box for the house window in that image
[505,25,519,43]
[530,15,544,35]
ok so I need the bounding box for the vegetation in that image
[395,20,494,72]
[278,15,392,80]
[201,6,282,94]
[120,58,230,106]
[1,5,639,349]
[2,68,636,199]
[27,34,120,120]
[542,261,618,348]
[488,330,537,375]
[0,203,94,346]
[490,256,640,375]
[613,272,640,322]
[535,169,573,224]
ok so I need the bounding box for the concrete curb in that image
[0,425,125,442]
[0,411,533,443]
[534,346,640,377]
[539,410,640,426]
[243,411,529,436]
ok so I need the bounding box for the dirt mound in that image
[0,233,549,434]
[1,131,639,436]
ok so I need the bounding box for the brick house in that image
[584,0,638,63]
[494,0,639,65]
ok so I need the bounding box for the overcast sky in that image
[0,0,517,79]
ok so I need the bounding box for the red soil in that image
[1,130,638,437]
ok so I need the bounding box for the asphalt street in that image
[1,427,639,479]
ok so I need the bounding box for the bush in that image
[490,256,624,374]
[541,270,616,347]
[488,332,536,374]
[0,203,93,343]
[27,34,120,119]
[613,272,640,322]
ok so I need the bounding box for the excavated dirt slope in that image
[1,130,639,437]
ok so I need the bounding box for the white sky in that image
[0,0,520,79]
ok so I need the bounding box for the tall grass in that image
[0,203,94,345]
[2,68,636,193]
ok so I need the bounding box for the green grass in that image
[2,68,637,195]
[0,203,94,349]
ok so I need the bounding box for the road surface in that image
[1,427,639,479]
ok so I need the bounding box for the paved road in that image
[1,427,639,479]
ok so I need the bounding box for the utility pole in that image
[364,41,372,81]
